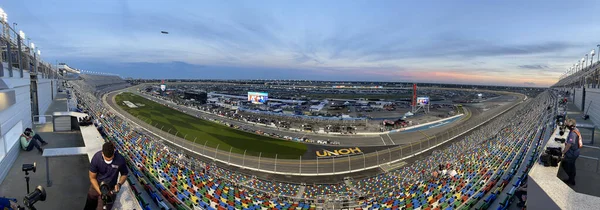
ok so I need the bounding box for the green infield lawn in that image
[115,92,307,159]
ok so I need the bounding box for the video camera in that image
[22,163,36,173]
[100,181,115,205]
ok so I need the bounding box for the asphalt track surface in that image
[103,88,524,176]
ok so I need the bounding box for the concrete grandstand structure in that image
[0,17,60,183]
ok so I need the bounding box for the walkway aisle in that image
[345,179,364,197]
[295,185,306,199]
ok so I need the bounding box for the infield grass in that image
[115,92,307,159]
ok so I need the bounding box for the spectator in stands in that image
[20,128,47,154]
[515,178,527,207]
[85,142,128,210]
[562,119,582,186]
[0,197,19,210]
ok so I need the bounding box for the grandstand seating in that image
[78,74,130,97]
[69,77,553,210]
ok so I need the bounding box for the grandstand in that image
[51,74,554,209]
[77,74,130,97]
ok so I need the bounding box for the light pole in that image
[592,50,596,67]
[585,54,589,69]
[597,44,600,64]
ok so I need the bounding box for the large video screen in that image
[248,92,269,104]
[417,97,429,105]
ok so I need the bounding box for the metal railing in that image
[33,115,53,125]
[0,18,61,79]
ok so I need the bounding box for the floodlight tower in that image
[597,44,600,64]
[0,8,7,63]
[592,49,596,66]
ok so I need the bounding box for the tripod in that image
[25,171,31,194]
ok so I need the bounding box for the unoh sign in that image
[316,147,362,157]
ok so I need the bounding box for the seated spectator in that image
[515,178,527,207]
[79,116,93,126]
[20,128,47,154]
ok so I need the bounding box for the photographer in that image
[84,142,128,210]
[562,119,582,186]
[20,128,48,154]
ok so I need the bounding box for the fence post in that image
[258,152,262,170]
[184,134,188,140]
[363,153,366,169]
[175,131,179,136]
[214,144,219,159]
[167,128,171,133]
[243,150,247,167]
[400,146,403,158]
[333,156,335,173]
[317,157,319,175]
[193,137,197,144]
[299,156,302,174]
[228,147,232,165]
[388,148,391,163]
[203,141,208,155]
[428,137,431,148]
[274,154,278,172]
[376,150,379,165]
[161,125,164,130]
[348,155,351,171]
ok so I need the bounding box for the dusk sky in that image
[3,0,600,87]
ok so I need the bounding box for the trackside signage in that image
[316,147,362,157]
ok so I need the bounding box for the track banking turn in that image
[104,87,525,176]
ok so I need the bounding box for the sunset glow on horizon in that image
[3,0,600,87]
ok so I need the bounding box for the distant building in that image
[183,91,208,104]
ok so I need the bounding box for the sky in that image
[2,0,600,87]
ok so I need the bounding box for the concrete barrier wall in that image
[37,79,54,115]
[574,88,584,111]
[0,71,32,184]
[583,89,600,126]
[52,80,59,100]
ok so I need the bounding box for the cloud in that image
[518,64,549,69]
[524,82,536,86]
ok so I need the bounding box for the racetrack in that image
[103,87,525,176]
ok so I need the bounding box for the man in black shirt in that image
[84,142,128,210]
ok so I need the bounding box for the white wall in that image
[583,89,600,126]
[37,79,54,115]
[0,70,32,184]
[52,80,59,100]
